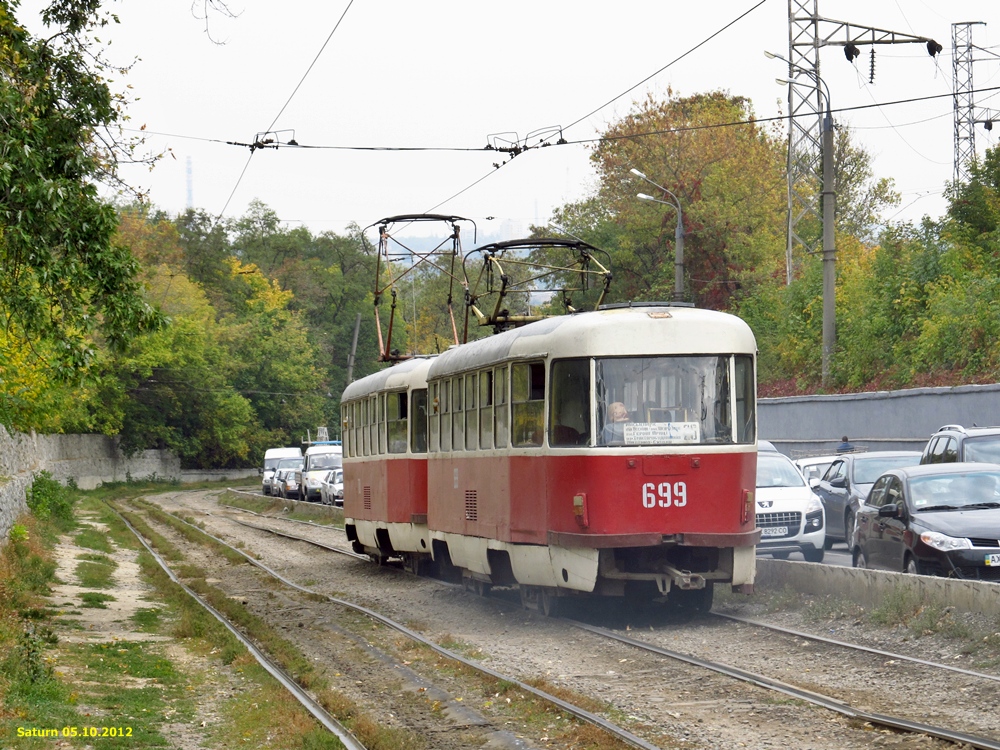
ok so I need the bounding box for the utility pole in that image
[953,22,1000,185]
[345,312,361,384]
[781,0,941,385]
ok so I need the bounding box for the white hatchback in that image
[756,451,827,562]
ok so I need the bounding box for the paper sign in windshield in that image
[624,422,700,444]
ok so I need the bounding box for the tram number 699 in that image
[642,482,688,508]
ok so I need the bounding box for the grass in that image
[75,557,117,589]
[78,592,117,609]
[73,526,113,553]
[0,485,342,750]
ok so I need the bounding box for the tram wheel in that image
[474,579,492,598]
[539,588,561,618]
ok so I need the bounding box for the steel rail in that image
[146,503,664,750]
[219,514,367,560]
[108,504,367,750]
[569,620,1000,750]
[714,611,1000,684]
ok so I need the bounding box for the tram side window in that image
[429,383,440,452]
[465,374,478,451]
[387,392,408,454]
[452,377,464,451]
[550,359,590,446]
[734,355,755,444]
[378,394,387,454]
[512,362,545,447]
[344,404,353,458]
[362,399,369,456]
[411,389,428,453]
[494,366,509,448]
[440,380,452,452]
[479,370,494,449]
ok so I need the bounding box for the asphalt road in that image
[758,541,853,567]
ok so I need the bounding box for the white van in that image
[262,447,303,495]
[298,443,343,502]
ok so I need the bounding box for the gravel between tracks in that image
[147,489,1000,749]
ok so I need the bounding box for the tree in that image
[551,91,788,310]
[0,1,161,381]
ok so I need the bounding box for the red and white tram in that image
[342,303,760,613]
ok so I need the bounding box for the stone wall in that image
[0,426,181,540]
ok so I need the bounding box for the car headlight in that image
[806,494,824,514]
[919,531,971,551]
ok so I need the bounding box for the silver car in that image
[320,469,344,507]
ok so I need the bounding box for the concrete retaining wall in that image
[759,382,1000,456]
[181,468,259,484]
[756,558,1000,616]
[0,426,181,541]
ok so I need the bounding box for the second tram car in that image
[342,303,760,613]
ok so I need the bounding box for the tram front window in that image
[596,356,745,446]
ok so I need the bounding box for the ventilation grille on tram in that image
[364,486,372,511]
[465,490,478,521]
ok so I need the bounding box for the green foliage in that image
[562,90,787,310]
[26,471,75,526]
[0,1,163,381]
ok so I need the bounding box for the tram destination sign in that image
[624,422,700,444]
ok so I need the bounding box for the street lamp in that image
[631,168,685,302]
[769,51,837,387]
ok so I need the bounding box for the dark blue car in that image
[852,462,1000,580]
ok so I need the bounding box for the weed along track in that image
[123,489,1000,749]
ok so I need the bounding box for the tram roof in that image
[342,356,435,402]
[428,304,756,380]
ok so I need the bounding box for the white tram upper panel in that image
[342,356,434,402]
[428,304,756,380]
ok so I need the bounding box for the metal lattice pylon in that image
[953,22,1000,185]
[783,0,939,283]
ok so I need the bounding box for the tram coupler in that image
[657,566,706,594]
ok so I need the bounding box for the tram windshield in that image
[594,355,754,446]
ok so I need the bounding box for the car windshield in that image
[963,436,1000,463]
[756,454,806,488]
[276,457,303,469]
[309,453,342,470]
[853,455,921,484]
[909,471,1000,509]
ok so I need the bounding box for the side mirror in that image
[829,476,847,489]
[808,477,820,488]
[878,504,900,518]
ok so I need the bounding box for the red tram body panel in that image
[342,304,760,608]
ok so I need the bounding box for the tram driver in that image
[602,401,630,445]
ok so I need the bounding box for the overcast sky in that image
[23,1,1000,241]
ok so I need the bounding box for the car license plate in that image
[761,526,787,537]
[986,554,1000,566]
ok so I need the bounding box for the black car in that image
[852,463,1000,580]
[920,424,1000,464]
[811,451,921,548]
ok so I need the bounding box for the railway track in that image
[117,494,665,750]
[152,489,1000,748]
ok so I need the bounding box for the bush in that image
[25,472,75,527]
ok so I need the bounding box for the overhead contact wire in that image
[563,0,770,132]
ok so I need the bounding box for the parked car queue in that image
[764,422,1000,580]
